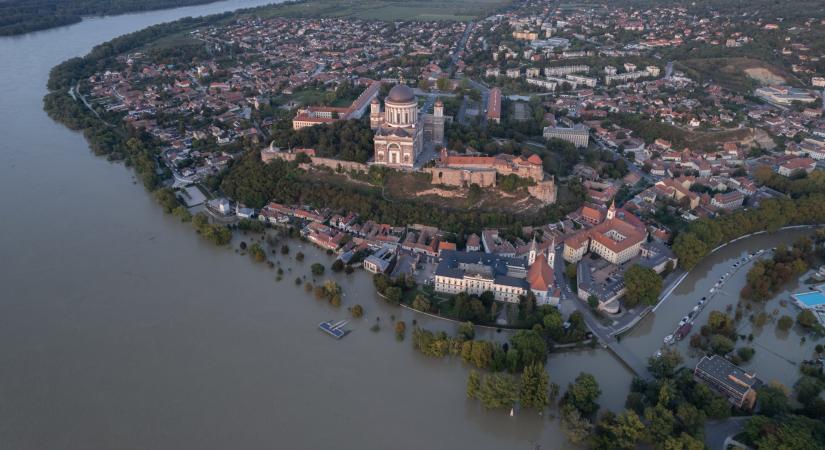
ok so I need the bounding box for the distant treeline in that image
[0,0,233,36]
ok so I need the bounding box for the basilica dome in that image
[386,84,415,103]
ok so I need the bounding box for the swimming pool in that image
[793,291,825,308]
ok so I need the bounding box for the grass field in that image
[251,0,511,21]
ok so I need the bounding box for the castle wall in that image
[261,149,368,173]
[425,167,497,187]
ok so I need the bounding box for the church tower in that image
[432,99,445,145]
[606,200,616,221]
[547,237,555,268]
[369,97,381,129]
[528,235,538,266]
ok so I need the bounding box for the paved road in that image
[447,21,474,76]
[552,247,652,378]
[705,417,750,450]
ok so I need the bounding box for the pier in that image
[319,319,349,339]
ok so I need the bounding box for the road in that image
[552,246,652,379]
[704,417,750,450]
[447,21,475,76]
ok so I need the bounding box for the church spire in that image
[607,199,616,220]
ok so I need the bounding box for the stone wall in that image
[424,167,497,188]
[528,179,558,205]
[260,148,368,173]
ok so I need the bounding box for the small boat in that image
[675,323,692,340]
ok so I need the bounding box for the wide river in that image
[0,2,818,449]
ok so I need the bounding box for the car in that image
[679,318,687,326]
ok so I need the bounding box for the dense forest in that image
[0,0,230,35]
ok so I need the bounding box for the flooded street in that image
[622,227,823,387]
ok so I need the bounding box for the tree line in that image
[672,193,825,270]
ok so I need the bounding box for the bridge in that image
[604,339,652,380]
[553,247,653,380]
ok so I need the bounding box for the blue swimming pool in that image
[794,291,825,308]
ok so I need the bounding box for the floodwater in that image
[0,2,630,449]
[622,227,823,388]
[0,0,818,447]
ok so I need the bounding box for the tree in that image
[477,373,518,410]
[249,243,266,262]
[412,293,431,312]
[384,286,402,304]
[661,433,704,450]
[593,410,645,450]
[466,370,481,399]
[744,414,825,450]
[587,295,599,309]
[565,263,577,280]
[519,363,549,410]
[563,372,602,418]
[648,348,683,379]
[560,404,593,445]
[704,394,731,419]
[797,309,818,328]
[623,265,663,307]
[311,263,325,276]
[543,307,564,340]
[777,315,794,331]
[675,403,706,435]
[350,304,364,319]
[709,334,735,355]
[394,320,406,341]
[757,383,791,417]
[644,403,675,443]
[469,340,493,369]
[509,330,547,370]
[457,321,475,341]
[672,233,708,270]
[795,376,824,404]
[736,347,755,362]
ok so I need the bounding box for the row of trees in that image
[411,325,548,373]
[466,363,558,411]
[672,193,825,270]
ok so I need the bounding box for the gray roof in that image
[387,84,415,103]
[695,355,761,395]
[435,250,527,284]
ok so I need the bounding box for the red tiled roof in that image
[527,253,554,291]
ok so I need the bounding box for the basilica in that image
[370,84,444,168]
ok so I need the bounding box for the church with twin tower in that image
[370,84,445,168]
